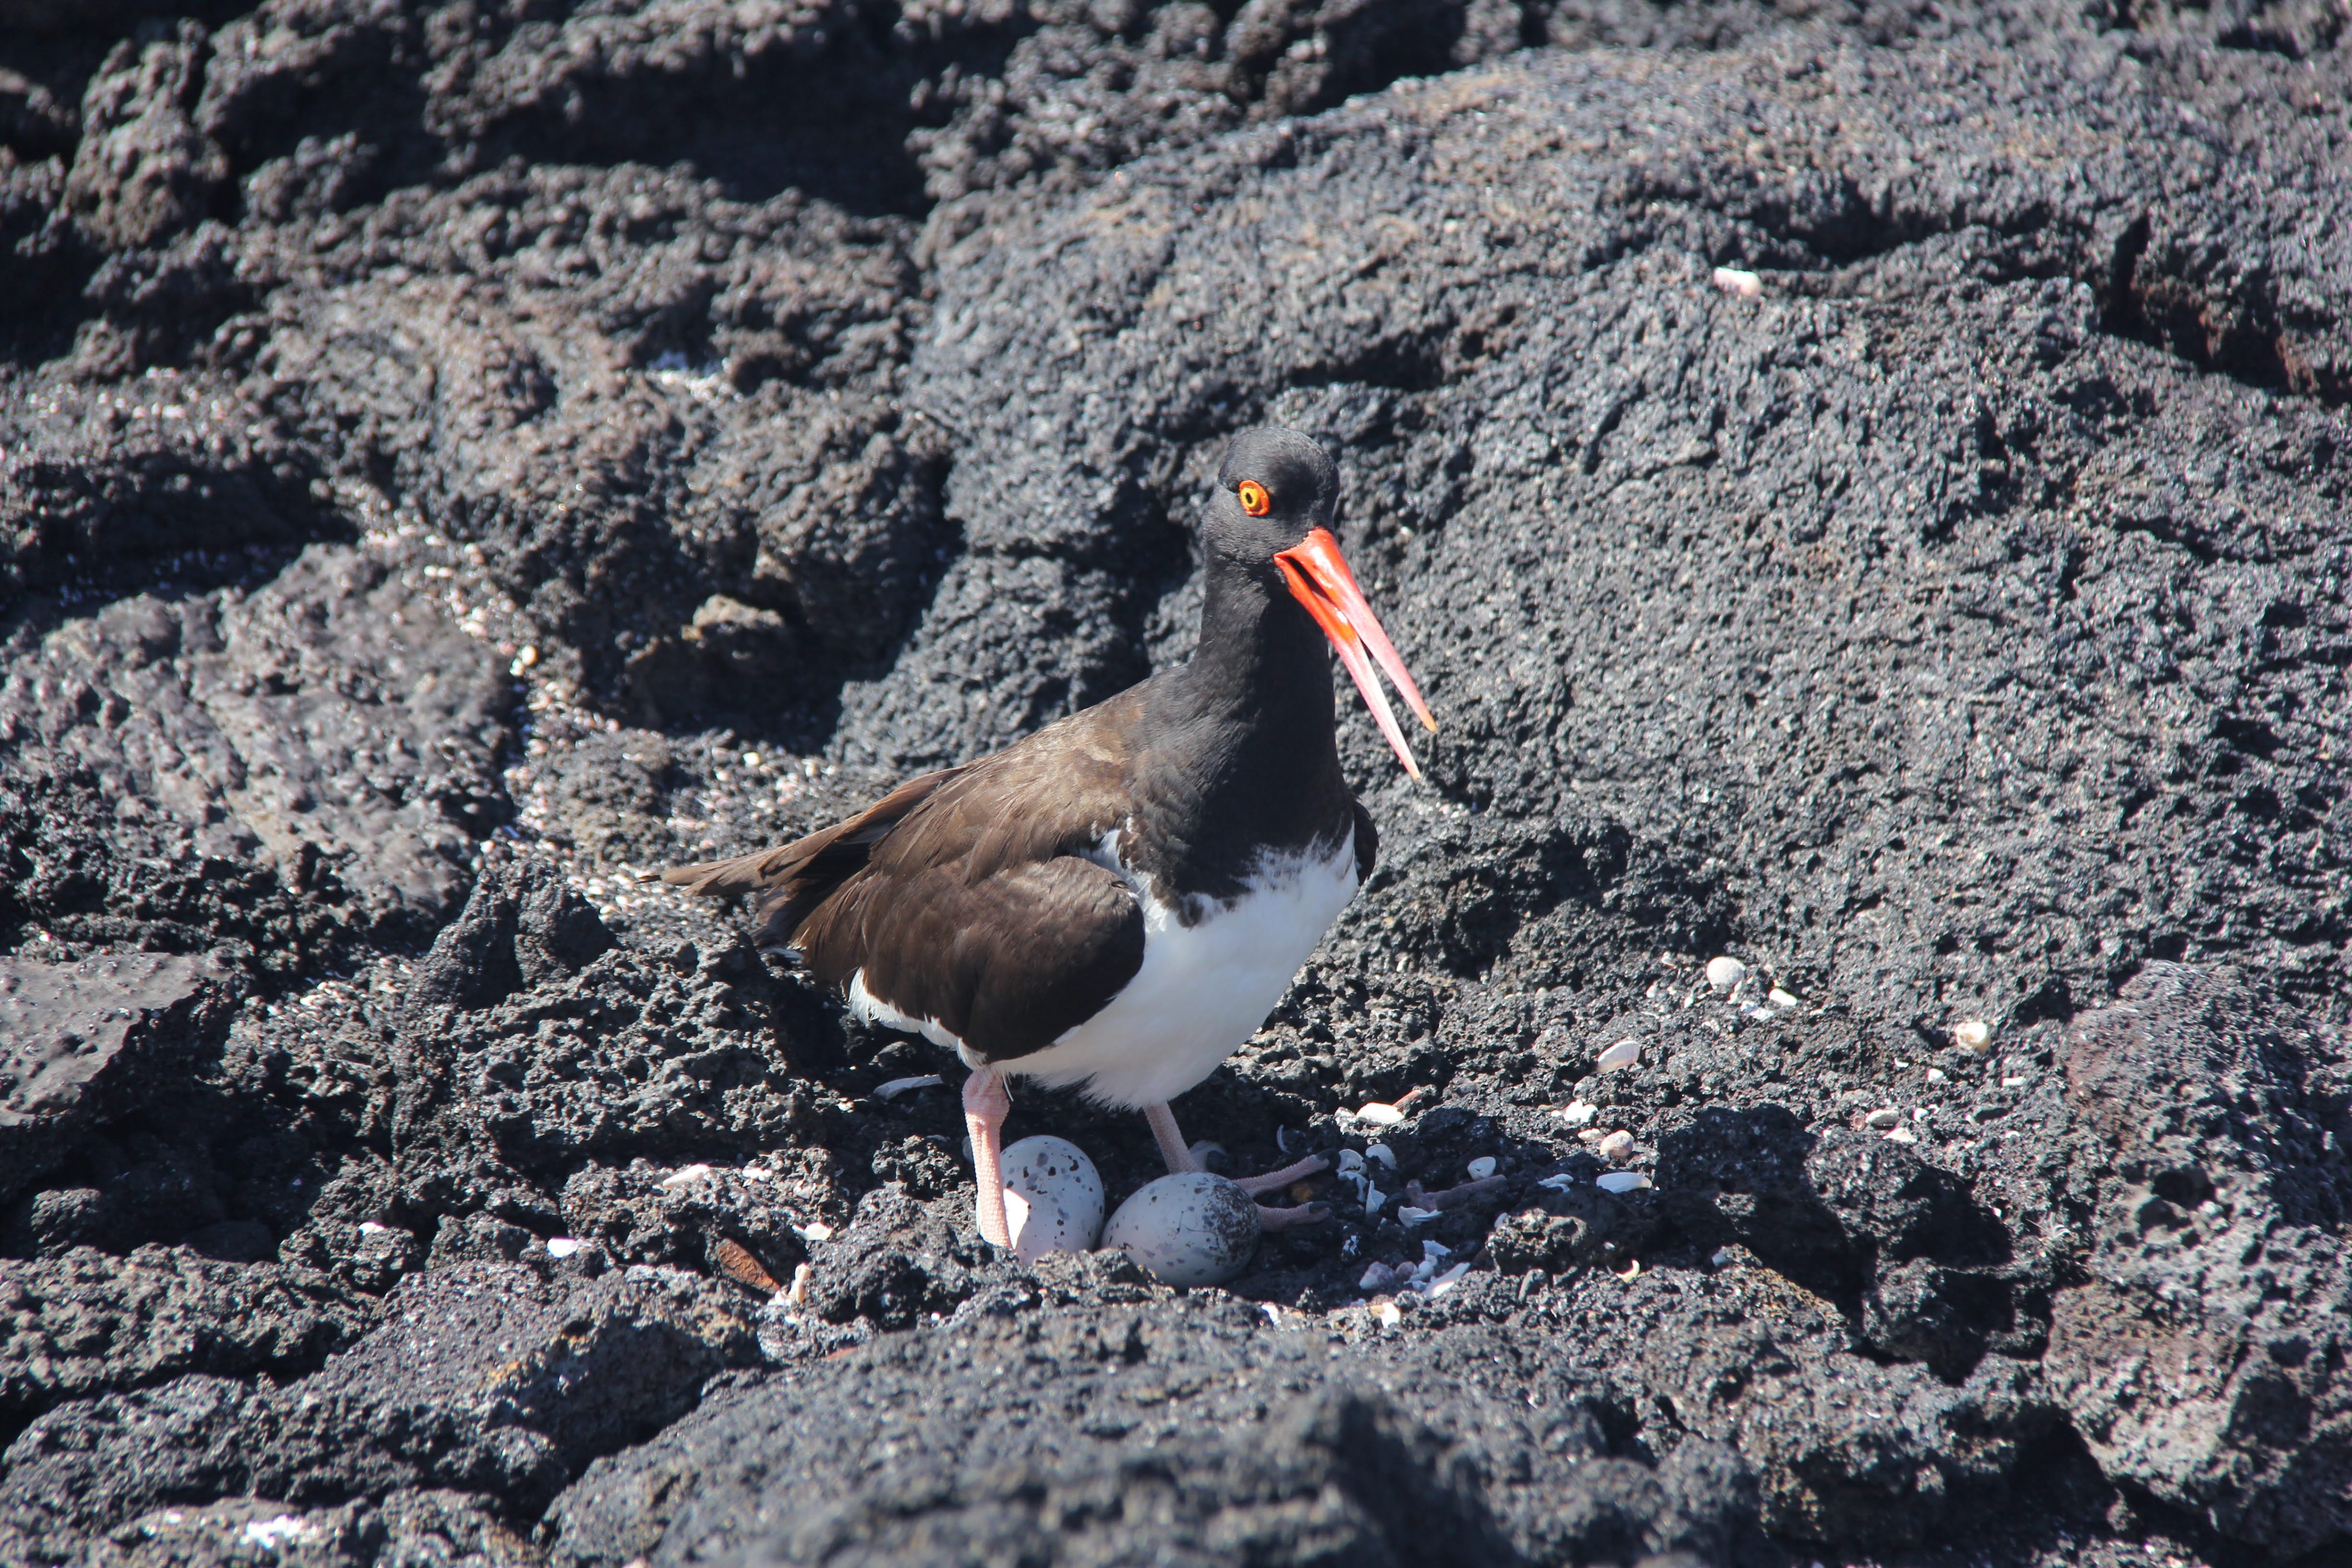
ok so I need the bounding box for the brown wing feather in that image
[798,853,1143,1060]
[656,767,962,947]
[656,693,1151,1059]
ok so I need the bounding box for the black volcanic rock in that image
[0,0,2345,1565]
[0,1262,761,1566]
[0,952,234,1207]
[0,1243,371,1444]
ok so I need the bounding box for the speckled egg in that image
[1000,1136,1104,1263]
[1101,1172,1261,1287]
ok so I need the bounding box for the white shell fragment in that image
[660,1164,715,1190]
[1705,956,1747,992]
[1335,1149,1366,1175]
[545,1238,582,1259]
[1362,1184,1387,1215]
[1883,1128,1919,1145]
[1769,987,1800,1009]
[1365,1143,1397,1168]
[1597,1130,1636,1162]
[1556,1100,1598,1128]
[1712,266,1764,299]
[1864,1108,1902,1130]
[1597,1038,1641,1072]
[1371,1301,1402,1327]
[1427,1262,1472,1295]
[1596,1172,1652,1194]
[797,1221,835,1242]
[1397,1205,1442,1227]
[1102,1172,1261,1288]
[1536,1173,1579,1191]
[1348,1102,1407,1127]
[1000,1136,1106,1263]
[1954,1017,1993,1054]
[873,1074,945,1100]
[1466,1156,1498,1180]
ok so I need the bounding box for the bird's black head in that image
[1204,426,1340,569]
[1194,424,1436,779]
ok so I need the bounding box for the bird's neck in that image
[1123,552,1357,905]
[1175,554,1336,740]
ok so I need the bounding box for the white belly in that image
[1007,829,1360,1106]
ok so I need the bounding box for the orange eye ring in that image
[1237,480,1271,516]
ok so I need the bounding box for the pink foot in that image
[1143,1103,1332,1226]
[1404,1176,1510,1211]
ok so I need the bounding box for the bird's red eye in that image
[1237,480,1271,516]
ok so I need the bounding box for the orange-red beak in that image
[1274,527,1437,780]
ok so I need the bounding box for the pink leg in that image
[965,1066,1013,1249]
[1140,1101,1332,1225]
[1145,1102,1201,1174]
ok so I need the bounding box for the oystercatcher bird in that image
[660,427,1433,1247]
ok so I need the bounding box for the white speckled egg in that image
[1000,1136,1104,1263]
[1101,1172,1261,1287]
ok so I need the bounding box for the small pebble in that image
[1712,266,1764,299]
[545,1237,582,1259]
[1465,1156,1498,1180]
[798,1221,835,1242]
[2003,1075,2028,1088]
[1350,1102,1407,1127]
[1371,1301,1402,1327]
[1597,1130,1635,1161]
[1596,1172,1652,1194]
[1597,1038,1641,1072]
[661,1164,715,1190]
[1864,1107,1902,1130]
[1769,987,1800,1008]
[787,1263,812,1308]
[1954,1017,1993,1054]
[1359,1262,1397,1291]
[1710,1247,1736,1267]
[1397,1205,1442,1226]
[1577,1128,1604,1144]
[873,1074,945,1100]
[1557,1101,1598,1128]
[357,1221,391,1236]
[1705,956,1747,992]
[1261,1302,1285,1324]
[1883,1127,1918,1145]
[1927,1067,1947,1083]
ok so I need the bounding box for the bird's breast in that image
[1005,822,1362,1106]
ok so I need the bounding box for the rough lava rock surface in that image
[1,0,2347,1564]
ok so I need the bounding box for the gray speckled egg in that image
[1101,1172,1261,1287]
[1001,1136,1104,1262]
